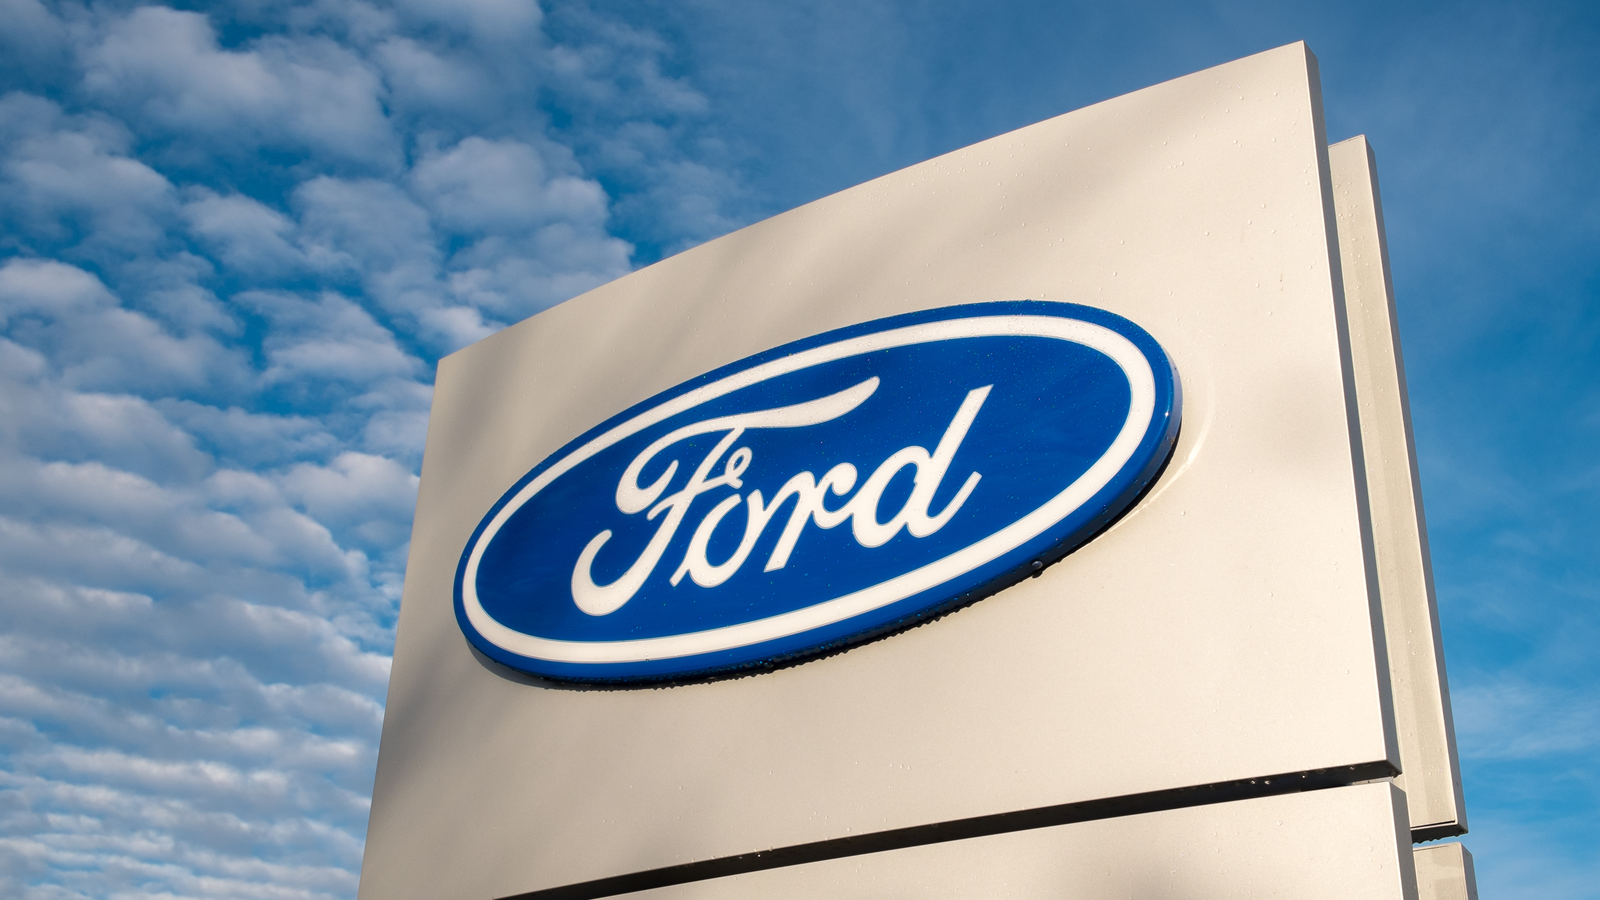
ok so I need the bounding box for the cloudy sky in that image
[0,1,1594,898]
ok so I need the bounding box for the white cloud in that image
[290,178,444,326]
[0,259,249,398]
[442,229,629,321]
[289,163,631,349]
[278,452,419,552]
[371,37,492,114]
[83,7,398,169]
[0,385,212,484]
[0,0,66,70]
[412,136,608,234]
[411,137,632,324]
[0,95,175,253]
[413,303,496,351]
[0,258,116,324]
[1453,676,1600,761]
[0,337,45,381]
[240,291,423,388]
[156,402,338,470]
[392,0,543,44]
[292,178,434,277]
[182,190,305,278]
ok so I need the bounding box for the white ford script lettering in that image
[570,378,992,616]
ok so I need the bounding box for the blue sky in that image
[0,1,1594,898]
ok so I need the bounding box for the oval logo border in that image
[454,301,1182,683]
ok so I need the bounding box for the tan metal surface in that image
[620,784,1417,900]
[1330,135,1468,840]
[361,43,1400,900]
[1414,842,1478,900]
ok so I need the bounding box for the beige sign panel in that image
[360,43,1424,899]
[613,784,1415,900]
[1329,135,1468,841]
[1414,843,1479,900]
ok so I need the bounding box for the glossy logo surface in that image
[456,301,1181,682]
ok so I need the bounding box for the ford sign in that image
[455,301,1181,683]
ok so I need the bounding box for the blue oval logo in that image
[456,301,1181,683]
